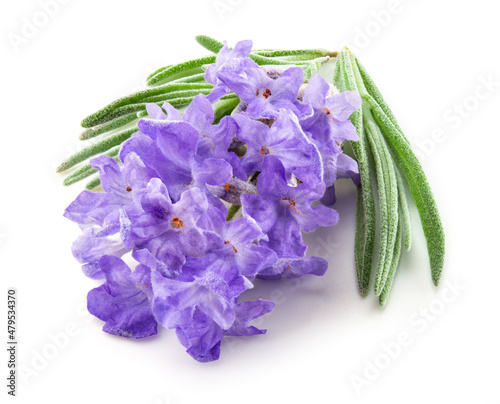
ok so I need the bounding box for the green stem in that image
[213,97,240,124]
[226,205,241,221]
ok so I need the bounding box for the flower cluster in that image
[64,40,361,362]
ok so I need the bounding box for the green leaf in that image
[146,64,172,82]
[355,58,407,141]
[195,35,225,53]
[169,73,207,83]
[379,211,404,306]
[140,89,212,103]
[81,82,212,128]
[363,90,445,285]
[253,48,335,58]
[394,166,412,251]
[80,113,138,140]
[85,176,101,190]
[350,51,445,286]
[146,55,216,86]
[364,113,399,296]
[85,94,211,126]
[56,128,137,173]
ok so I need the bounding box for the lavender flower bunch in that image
[60,36,445,362]
[64,40,362,362]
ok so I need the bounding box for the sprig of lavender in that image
[57,36,444,307]
[60,38,445,362]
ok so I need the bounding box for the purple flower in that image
[233,109,323,186]
[182,95,246,180]
[301,74,361,147]
[175,299,274,362]
[152,270,273,362]
[145,95,245,181]
[64,153,154,227]
[174,309,225,362]
[64,153,153,278]
[64,40,365,362]
[145,101,182,121]
[87,255,157,339]
[127,179,223,277]
[204,39,253,103]
[226,300,275,337]
[257,256,328,280]
[151,270,236,334]
[206,177,258,206]
[120,117,233,213]
[71,220,130,280]
[299,74,361,204]
[216,58,313,120]
[320,153,361,206]
[242,156,338,258]
[196,206,278,278]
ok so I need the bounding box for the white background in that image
[1,0,499,403]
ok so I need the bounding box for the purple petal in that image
[325,90,361,122]
[87,256,157,339]
[175,308,224,362]
[226,300,275,336]
[303,74,329,109]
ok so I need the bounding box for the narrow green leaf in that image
[394,165,412,251]
[169,73,207,83]
[146,64,172,82]
[63,164,96,186]
[56,128,137,173]
[355,58,406,141]
[85,176,101,190]
[85,94,211,127]
[354,185,367,293]
[350,50,445,286]
[265,53,334,63]
[365,117,390,295]
[253,48,336,58]
[365,91,445,285]
[81,82,212,128]
[147,55,216,86]
[80,113,138,140]
[379,212,404,306]
[247,53,307,66]
[140,89,212,104]
[351,59,399,295]
[365,114,399,296]
[195,35,225,53]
